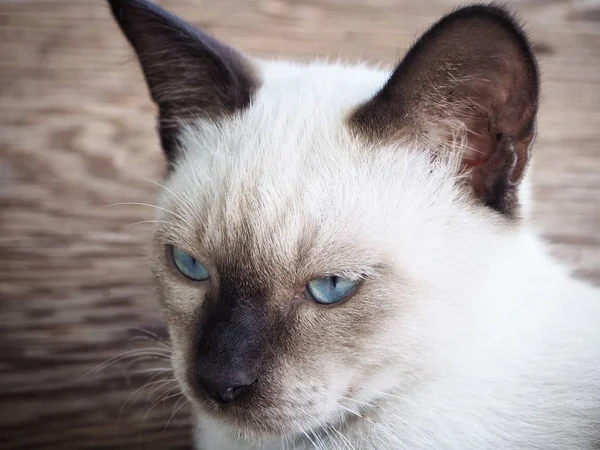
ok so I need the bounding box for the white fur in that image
[156,59,600,449]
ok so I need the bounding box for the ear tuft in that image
[350,4,539,217]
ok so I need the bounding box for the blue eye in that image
[171,246,210,281]
[306,276,359,305]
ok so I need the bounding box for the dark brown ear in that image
[350,5,539,217]
[108,0,258,165]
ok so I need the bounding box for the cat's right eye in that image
[170,245,210,281]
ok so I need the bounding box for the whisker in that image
[338,393,410,428]
[315,429,331,449]
[146,376,178,401]
[331,427,356,450]
[140,176,187,206]
[103,202,186,222]
[141,388,183,430]
[326,425,343,450]
[328,384,408,402]
[359,388,407,402]
[314,430,328,450]
[138,176,198,225]
[302,430,320,450]
[129,327,162,340]
[134,367,173,375]
[128,328,174,350]
[164,395,188,431]
[123,356,172,382]
[127,335,172,351]
[339,395,377,409]
[118,377,177,423]
[338,403,406,449]
[80,348,172,380]
[124,219,174,229]
[138,385,180,445]
[283,432,291,450]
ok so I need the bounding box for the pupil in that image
[331,276,338,288]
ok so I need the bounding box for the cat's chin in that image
[189,393,347,446]
[192,406,308,445]
[195,411,349,448]
[195,403,321,441]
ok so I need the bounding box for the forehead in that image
[159,67,377,231]
[154,61,462,277]
[160,134,385,281]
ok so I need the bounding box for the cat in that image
[107,1,600,448]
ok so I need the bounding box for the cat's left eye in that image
[170,246,210,281]
[305,276,359,305]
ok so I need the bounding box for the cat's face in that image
[109,0,538,441]
[149,71,468,437]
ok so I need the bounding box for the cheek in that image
[301,291,393,354]
[163,316,196,390]
[282,298,385,390]
[160,277,208,315]
[290,286,406,396]
[270,356,355,426]
[153,277,208,374]
[169,347,195,396]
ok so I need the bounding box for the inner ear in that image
[350,5,539,217]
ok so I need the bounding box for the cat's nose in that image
[197,371,257,404]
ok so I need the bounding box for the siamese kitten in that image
[108,1,600,448]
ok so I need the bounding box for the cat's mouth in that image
[182,369,373,443]
[179,372,342,442]
[181,373,304,437]
[218,397,370,446]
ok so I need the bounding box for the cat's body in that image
[108,1,600,449]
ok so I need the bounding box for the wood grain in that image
[1,0,599,448]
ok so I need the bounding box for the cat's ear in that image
[350,5,539,217]
[108,0,258,164]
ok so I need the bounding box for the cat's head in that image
[109,0,538,441]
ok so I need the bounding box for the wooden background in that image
[1,0,599,448]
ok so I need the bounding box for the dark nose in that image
[197,372,257,404]
[195,275,266,405]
